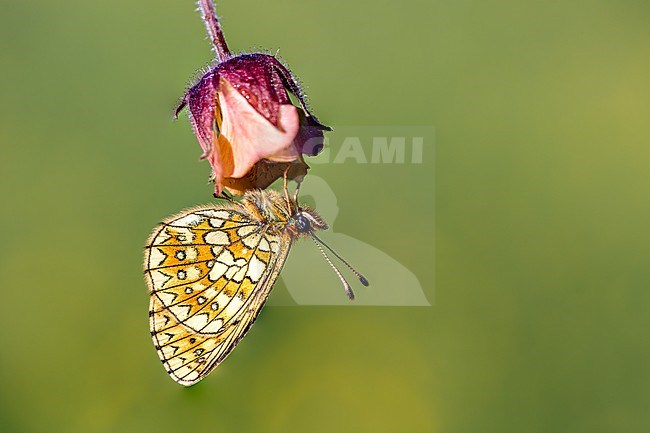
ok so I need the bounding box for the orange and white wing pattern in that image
[144,206,291,386]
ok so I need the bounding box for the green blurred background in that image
[1,0,649,432]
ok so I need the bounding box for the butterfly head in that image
[290,207,328,237]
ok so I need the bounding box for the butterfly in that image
[143,188,368,386]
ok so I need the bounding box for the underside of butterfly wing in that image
[144,205,291,385]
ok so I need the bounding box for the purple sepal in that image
[178,70,220,160]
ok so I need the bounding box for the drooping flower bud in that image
[175,1,330,196]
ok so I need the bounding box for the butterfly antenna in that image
[311,233,369,287]
[310,236,355,300]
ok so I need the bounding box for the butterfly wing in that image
[144,206,291,386]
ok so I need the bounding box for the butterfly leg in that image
[213,189,235,203]
[293,179,302,207]
[282,164,293,213]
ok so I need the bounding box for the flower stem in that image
[198,0,231,62]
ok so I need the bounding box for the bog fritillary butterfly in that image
[143,189,367,385]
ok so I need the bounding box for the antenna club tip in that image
[345,287,355,300]
[359,275,369,287]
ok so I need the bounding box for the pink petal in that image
[217,77,300,179]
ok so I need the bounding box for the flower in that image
[174,1,330,196]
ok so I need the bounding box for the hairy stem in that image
[197,0,231,62]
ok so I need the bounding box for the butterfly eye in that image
[295,214,311,232]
